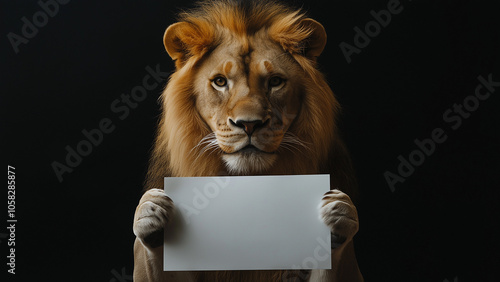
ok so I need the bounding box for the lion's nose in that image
[230,119,268,136]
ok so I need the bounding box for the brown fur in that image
[141,1,358,281]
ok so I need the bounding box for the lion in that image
[133,1,363,281]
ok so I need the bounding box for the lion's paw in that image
[133,188,174,249]
[320,189,359,249]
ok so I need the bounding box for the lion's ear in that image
[163,21,215,68]
[270,17,327,62]
[300,18,327,60]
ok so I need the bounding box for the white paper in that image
[163,175,331,271]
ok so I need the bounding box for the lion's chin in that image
[222,152,277,175]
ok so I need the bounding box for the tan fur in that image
[136,1,362,281]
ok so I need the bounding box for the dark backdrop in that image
[2,0,499,281]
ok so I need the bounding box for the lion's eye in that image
[269,76,284,88]
[212,76,228,87]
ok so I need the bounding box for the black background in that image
[2,0,499,281]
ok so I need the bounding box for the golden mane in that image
[146,0,356,199]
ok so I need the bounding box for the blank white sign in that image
[163,175,331,271]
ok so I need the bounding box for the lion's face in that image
[193,31,303,174]
[160,6,336,177]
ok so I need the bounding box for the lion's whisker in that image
[277,143,300,156]
[190,132,217,155]
[191,132,221,163]
[279,132,312,155]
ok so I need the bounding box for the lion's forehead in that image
[211,35,287,77]
[218,58,275,77]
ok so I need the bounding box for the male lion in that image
[133,1,363,281]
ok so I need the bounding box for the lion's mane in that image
[146,0,356,196]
